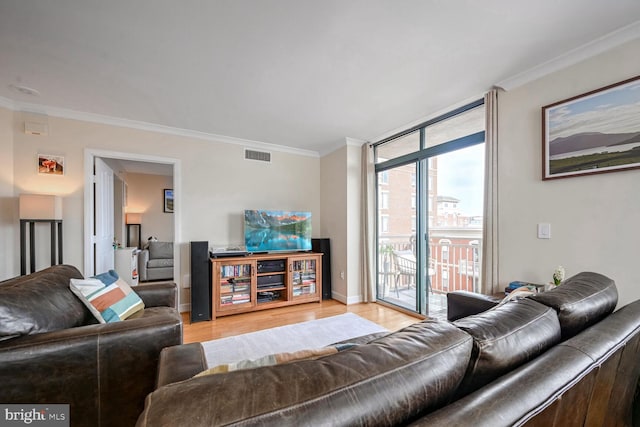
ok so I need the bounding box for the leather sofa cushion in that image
[453,298,561,397]
[148,242,173,260]
[0,265,88,340]
[412,299,640,427]
[136,320,473,427]
[529,271,617,339]
[147,258,173,269]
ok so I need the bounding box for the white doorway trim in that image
[83,149,182,305]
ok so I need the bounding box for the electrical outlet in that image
[340,271,345,280]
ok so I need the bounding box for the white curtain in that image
[481,89,499,294]
[360,142,377,302]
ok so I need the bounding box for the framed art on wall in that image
[38,154,64,175]
[163,189,174,213]
[542,75,640,180]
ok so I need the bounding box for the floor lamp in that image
[19,194,63,275]
[126,213,142,249]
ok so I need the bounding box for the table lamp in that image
[19,194,63,275]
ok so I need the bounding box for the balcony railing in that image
[377,233,482,298]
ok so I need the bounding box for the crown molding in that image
[345,137,366,147]
[496,20,640,91]
[3,98,320,158]
[317,137,367,157]
[0,96,15,110]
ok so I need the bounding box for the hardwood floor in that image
[182,300,421,344]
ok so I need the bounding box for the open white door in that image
[94,158,115,274]
[84,149,181,310]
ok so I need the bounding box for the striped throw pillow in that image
[70,270,145,323]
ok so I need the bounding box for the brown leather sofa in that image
[0,265,183,427]
[136,272,640,426]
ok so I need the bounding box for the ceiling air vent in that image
[244,149,271,163]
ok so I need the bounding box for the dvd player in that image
[257,259,286,273]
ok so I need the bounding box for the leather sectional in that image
[136,272,640,426]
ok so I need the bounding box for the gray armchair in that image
[139,241,174,282]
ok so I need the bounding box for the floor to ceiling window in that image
[374,100,485,318]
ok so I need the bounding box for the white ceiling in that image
[1,1,639,155]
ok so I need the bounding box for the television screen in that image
[244,210,312,252]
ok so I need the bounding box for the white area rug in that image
[201,313,387,367]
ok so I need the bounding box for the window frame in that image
[373,99,485,314]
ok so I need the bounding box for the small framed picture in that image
[542,75,640,180]
[38,154,64,175]
[163,189,174,213]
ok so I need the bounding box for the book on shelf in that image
[233,284,250,292]
[293,260,316,271]
[221,264,252,278]
[231,293,250,304]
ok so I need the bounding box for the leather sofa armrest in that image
[157,343,207,387]
[447,291,501,321]
[0,309,182,427]
[135,282,178,308]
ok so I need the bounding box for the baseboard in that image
[331,291,363,305]
[331,291,347,304]
[179,302,191,313]
[346,294,363,305]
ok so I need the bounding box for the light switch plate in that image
[537,223,551,239]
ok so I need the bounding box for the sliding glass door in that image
[427,144,484,300]
[376,161,419,312]
[374,101,485,318]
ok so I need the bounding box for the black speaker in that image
[312,238,332,300]
[190,241,211,322]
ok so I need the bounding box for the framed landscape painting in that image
[542,75,640,180]
[163,189,174,213]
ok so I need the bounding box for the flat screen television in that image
[244,210,312,252]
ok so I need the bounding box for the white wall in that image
[9,113,321,308]
[124,172,174,243]
[320,146,348,302]
[346,143,363,302]
[4,39,638,311]
[0,106,15,279]
[498,38,640,307]
[319,142,364,304]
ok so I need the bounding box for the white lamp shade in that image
[19,194,63,220]
[126,213,142,224]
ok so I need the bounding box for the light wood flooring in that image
[182,300,421,344]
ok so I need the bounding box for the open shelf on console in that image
[211,252,322,318]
